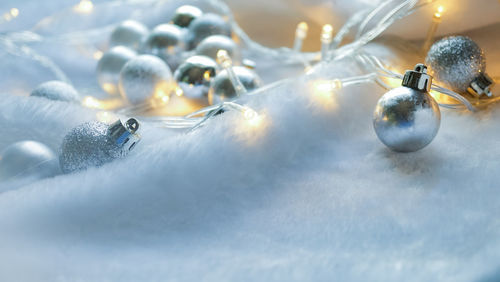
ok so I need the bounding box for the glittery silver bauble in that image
[195,35,240,62]
[172,5,203,28]
[425,36,492,96]
[174,55,217,103]
[119,55,174,104]
[186,13,231,49]
[30,81,79,102]
[373,64,440,152]
[109,20,149,50]
[0,141,60,181]
[97,46,137,95]
[59,119,140,173]
[208,66,261,105]
[141,24,185,70]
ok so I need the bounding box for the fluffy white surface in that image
[1,0,500,281]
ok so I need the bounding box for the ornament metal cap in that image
[108,118,141,153]
[467,73,494,98]
[402,64,432,92]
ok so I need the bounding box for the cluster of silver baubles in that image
[96,5,261,107]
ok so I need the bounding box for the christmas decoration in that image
[171,5,203,28]
[373,64,440,152]
[186,13,232,49]
[0,140,60,181]
[141,23,185,70]
[208,66,261,105]
[109,20,149,51]
[195,35,240,62]
[30,80,79,102]
[425,36,494,97]
[119,55,173,105]
[96,46,137,95]
[59,118,140,173]
[174,55,217,103]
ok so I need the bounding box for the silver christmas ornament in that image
[30,81,79,102]
[97,46,137,95]
[425,36,494,97]
[196,35,240,62]
[141,24,185,70]
[172,5,203,28]
[373,64,441,152]
[208,66,261,105]
[59,118,140,173]
[186,13,231,49]
[109,20,149,51]
[174,55,217,103]
[119,55,174,104]
[0,141,60,181]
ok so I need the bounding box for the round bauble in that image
[172,5,203,28]
[425,36,492,96]
[97,46,137,95]
[0,141,60,181]
[59,119,140,173]
[208,66,261,105]
[186,13,231,49]
[174,55,217,103]
[196,35,240,62]
[141,24,185,70]
[373,64,440,152]
[30,81,79,102]
[119,55,174,105]
[109,20,149,51]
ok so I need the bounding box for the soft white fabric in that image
[1,0,500,281]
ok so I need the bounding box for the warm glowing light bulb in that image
[74,0,94,14]
[217,49,232,68]
[314,79,342,96]
[242,107,262,127]
[93,50,103,60]
[10,8,19,17]
[434,6,444,18]
[175,87,184,97]
[82,96,102,109]
[321,24,333,44]
[296,22,309,39]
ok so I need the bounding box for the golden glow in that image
[242,107,263,128]
[93,50,103,60]
[175,87,184,97]
[203,70,212,81]
[82,96,124,110]
[434,6,444,18]
[310,79,342,109]
[82,96,101,108]
[321,24,334,43]
[217,49,232,68]
[10,8,19,17]
[96,111,118,124]
[74,0,94,14]
[296,22,309,39]
[102,83,117,94]
[3,14,12,21]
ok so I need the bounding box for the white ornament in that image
[119,55,174,104]
[30,81,79,102]
[0,141,60,181]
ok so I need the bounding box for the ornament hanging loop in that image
[402,64,432,92]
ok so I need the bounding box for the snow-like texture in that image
[1,0,500,281]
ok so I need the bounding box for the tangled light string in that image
[0,0,496,133]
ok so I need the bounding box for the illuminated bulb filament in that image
[293,22,308,52]
[10,8,19,17]
[321,24,334,61]
[74,0,94,14]
[217,50,247,96]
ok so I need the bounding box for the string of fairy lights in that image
[0,0,498,179]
